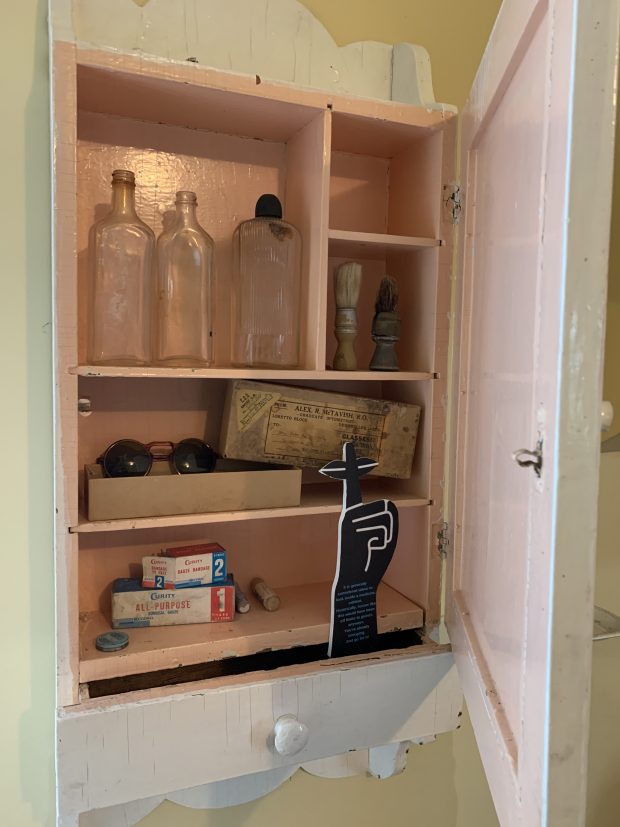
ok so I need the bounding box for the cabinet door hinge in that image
[437,521,450,558]
[443,183,461,225]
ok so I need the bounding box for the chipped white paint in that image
[301,750,372,779]
[391,42,438,110]
[368,741,411,780]
[58,652,461,823]
[79,796,164,827]
[49,0,455,109]
[166,767,297,809]
[78,770,298,825]
[447,0,619,825]
[78,741,420,827]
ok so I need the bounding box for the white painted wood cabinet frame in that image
[49,1,619,825]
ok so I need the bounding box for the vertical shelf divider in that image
[285,108,332,370]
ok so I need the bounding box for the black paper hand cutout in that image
[338,498,398,588]
[321,442,399,657]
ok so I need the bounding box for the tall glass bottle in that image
[88,169,155,365]
[232,194,302,368]
[155,191,215,367]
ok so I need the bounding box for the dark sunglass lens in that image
[103,440,151,478]
[173,439,217,474]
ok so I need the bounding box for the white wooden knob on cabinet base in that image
[272,715,309,756]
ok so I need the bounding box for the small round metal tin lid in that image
[96,631,129,652]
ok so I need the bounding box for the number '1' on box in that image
[112,578,235,628]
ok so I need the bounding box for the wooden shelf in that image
[72,365,434,381]
[71,485,431,533]
[328,229,441,259]
[77,51,455,143]
[79,580,424,682]
[330,109,452,157]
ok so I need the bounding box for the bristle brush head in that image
[375,276,398,314]
[334,261,362,308]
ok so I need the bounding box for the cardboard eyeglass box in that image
[219,380,421,479]
[84,457,302,521]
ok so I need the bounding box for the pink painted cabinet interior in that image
[54,47,455,702]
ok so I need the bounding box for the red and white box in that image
[142,541,226,589]
[112,577,235,628]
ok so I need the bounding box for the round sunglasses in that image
[98,438,217,478]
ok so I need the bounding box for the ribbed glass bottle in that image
[155,191,215,367]
[88,170,155,365]
[231,194,302,368]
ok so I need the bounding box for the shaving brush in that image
[333,262,362,370]
[369,276,400,371]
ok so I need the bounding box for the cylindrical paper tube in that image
[251,578,281,612]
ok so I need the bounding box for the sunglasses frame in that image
[98,438,217,478]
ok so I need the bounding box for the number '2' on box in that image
[142,542,226,588]
[112,578,235,628]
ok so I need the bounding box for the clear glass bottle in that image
[232,194,302,367]
[88,169,155,365]
[155,191,215,367]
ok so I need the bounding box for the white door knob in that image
[601,401,614,431]
[272,714,309,756]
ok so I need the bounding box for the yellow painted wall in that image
[1,0,56,825]
[586,13,620,824]
[587,453,620,827]
[3,1,618,826]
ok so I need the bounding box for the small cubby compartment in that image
[326,111,445,375]
[77,504,431,686]
[326,248,440,374]
[329,111,444,240]
[75,63,330,370]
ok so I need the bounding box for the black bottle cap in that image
[255,194,282,219]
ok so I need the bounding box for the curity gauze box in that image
[220,380,421,479]
[142,541,227,588]
[112,578,235,628]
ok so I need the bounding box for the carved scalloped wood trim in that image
[79,767,297,826]
[49,0,456,111]
[78,746,424,827]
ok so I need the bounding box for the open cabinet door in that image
[447,1,619,825]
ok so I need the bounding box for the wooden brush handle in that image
[334,307,358,370]
[333,262,361,370]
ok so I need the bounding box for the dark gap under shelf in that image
[87,628,424,698]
